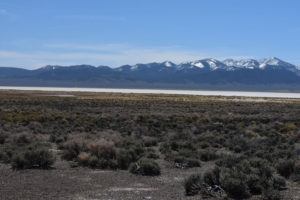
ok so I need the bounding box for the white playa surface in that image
[0,86,300,98]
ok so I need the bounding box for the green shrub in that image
[87,155,99,168]
[186,158,200,167]
[11,154,28,169]
[14,133,31,144]
[49,135,56,143]
[199,141,210,149]
[173,156,200,168]
[263,188,282,200]
[203,167,220,186]
[62,149,77,161]
[0,149,10,163]
[216,155,244,168]
[196,156,283,199]
[222,178,251,199]
[69,161,79,168]
[199,150,219,161]
[276,159,295,178]
[116,149,135,169]
[184,174,202,196]
[145,152,159,159]
[246,174,263,195]
[129,158,160,176]
[121,138,145,160]
[61,140,87,161]
[219,169,251,199]
[11,149,54,169]
[272,175,286,190]
[97,158,117,169]
[144,138,158,147]
[0,134,6,144]
[291,161,300,182]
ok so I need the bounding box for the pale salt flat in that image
[0,86,300,98]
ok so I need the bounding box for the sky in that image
[0,0,300,69]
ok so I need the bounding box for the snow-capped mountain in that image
[258,57,297,72]
[222,57,299,72]
[0,57,299,91]
[116,61,176,72]
[177,58,229,71]
[36,64,97,72]
[223,59,260,69]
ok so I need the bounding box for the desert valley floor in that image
[0,90,300,200]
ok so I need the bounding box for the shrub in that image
[62,139,87,161]
[49,135,56,143]
[291,161,300,182]
[116,148,136,169]
[97,158,118,169]
[159,142,171,154]
[203,167,220,186]
[276,159,295,178]
[88,139,116,160]
[222,177,251,199]
[129,158,160,176]
[144,138,158,147]
[0,133,6,144]
[0,152,8,163]
[11,149,54,169]
[199,150,219,161]
[246,174,263,195]
[219,169,251,199]
[11,154,27,169]
[199,141,210,149]
[216,155,244,168]
[263,188,282,200]
[70,162,79,168]
[195,156,284,199]
[145,152,159,159]
[186,158,200,167]
[77,152,90,166]
[87,155,99,168]
[122,138,145,158]
[83,139,118,169]
[272,175,286,190]
[13,133,31,144]
[184,174,202,196]
[173,156,200,168]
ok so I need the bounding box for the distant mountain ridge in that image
[0,57,300,91]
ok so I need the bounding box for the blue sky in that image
[1,0,300,69]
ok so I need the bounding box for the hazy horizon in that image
[0,56,299,70]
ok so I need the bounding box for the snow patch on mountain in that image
[163,61,175,67]
[130,65,138,70]
[191,61,205,68]
[223,59,259,69]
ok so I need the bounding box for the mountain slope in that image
[0,57,299,91]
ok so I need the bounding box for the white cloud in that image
[0,44,209,69]
[0,44,264,69]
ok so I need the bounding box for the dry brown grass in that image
[88,139,116,160]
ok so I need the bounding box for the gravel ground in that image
[0,159,213,200]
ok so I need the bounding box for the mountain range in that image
[1,57,300,91]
